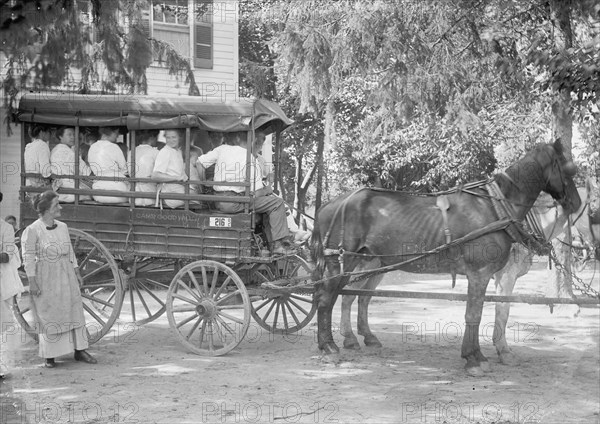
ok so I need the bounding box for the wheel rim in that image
[166,260,250,356]
[12,228,123,345]
[12,291,38,342]
[250,255,316,334]
[71,229,124,344]
[117,257,177,325]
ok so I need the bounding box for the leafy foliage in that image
[0,0,198,129]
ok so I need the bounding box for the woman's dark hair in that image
[32,190,59,215]
[56,126,74,139]
[138,129,160,144]
[223,131,246,146]
[0,191,3,203]
[29,124,50,139]
[99,126,121,137]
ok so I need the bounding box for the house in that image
[0,0,240,221]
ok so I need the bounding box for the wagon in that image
[12,93,316,356]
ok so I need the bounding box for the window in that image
[142,0,213,69]
[153,0,188,25]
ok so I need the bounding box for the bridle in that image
[542,148,575,209]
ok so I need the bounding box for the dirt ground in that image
[1,261,599,424]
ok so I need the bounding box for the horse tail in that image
[310,217,326,282]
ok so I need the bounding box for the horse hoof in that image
[321,342,340,355]
[343,339,361,350]
[465,366,485,377]
[499,351,519,366]
[363,336,383,348]
[479,361,492,373]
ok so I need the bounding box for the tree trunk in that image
[315,99,336,213]
[293,155,303,223]
[547,0,575,301]
[314,130,325,213]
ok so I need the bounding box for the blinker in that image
[563,161,577,177]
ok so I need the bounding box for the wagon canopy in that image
[17,93,293,133]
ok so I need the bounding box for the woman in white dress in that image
[0,191,24,378]
[51,127,92,202]
[128,130,159,206]
[152,129,188,208]
[87,126,129,203]
[21,191,97,367]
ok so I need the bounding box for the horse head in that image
[535,139,581,214]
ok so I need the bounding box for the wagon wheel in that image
[250,255,316,334]
[166,260,251,356]
[12,228,124,345]
[116,257,179,325]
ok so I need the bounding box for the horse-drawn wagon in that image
[12,93,315,356]
[11,94,598,370]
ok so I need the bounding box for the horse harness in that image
[320,178,552,276]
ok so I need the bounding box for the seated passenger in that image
[152,129,188,209]
[196,132,295,255]
[128,130,159,206]
[188,145,203,195]
[24,124,53,194]
[87,126,129,203]
[51,127,92,202]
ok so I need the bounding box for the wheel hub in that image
[196,299,217,318]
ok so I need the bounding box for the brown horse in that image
[338,187,597,364]
[311,140,581,375]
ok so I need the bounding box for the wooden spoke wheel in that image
[166,260,250,356]
[12,228,124,345]
[250,255,316,334]
[117,257,179,325]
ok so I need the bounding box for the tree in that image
[0,0,198,130]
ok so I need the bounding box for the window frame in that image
[144,0,214,70]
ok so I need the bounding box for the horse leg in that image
[462,272,492,376]
[493,245,531,365]
[340,289,361,349]
[316,255,362,354]
[357,274,384,348]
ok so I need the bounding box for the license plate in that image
[209,217,232,227]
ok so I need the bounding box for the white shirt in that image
[24,138,52,187]
[153,145,185,180]
[197,145,263,193]
[129,145,159,205]
[50,143,91,188]
[88,139,128,179]
[129,144,159,180]
[0,220,23,302]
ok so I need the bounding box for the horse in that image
[494,178,599,364]
[585,177,600,260]
[338,185,598,364]
[311,140,581,376]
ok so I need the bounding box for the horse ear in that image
[553,138,564,154]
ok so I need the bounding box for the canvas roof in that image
[17,93,293,133]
